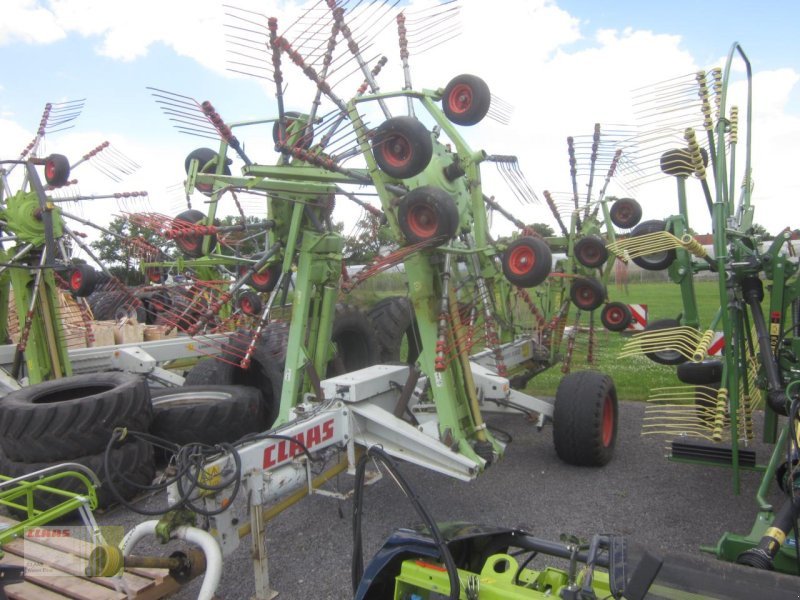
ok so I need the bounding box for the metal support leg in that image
[250,496,278,600]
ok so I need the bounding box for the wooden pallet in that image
[0,516,182,599]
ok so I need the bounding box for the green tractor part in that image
[611,42,800,576]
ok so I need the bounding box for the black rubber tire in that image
[642,318,689,366]
[609,198,643,229]
[442,74,491,126]
[659,148,695,177]
[0,439,155,514]
[573,235,608,268]
[327,304,380,377]
[272,111,314,150]
[630,219,676,271]
[0,373,152,463]
[502,236,552,288]
[600,302,633,332]
[241,262,281,293]
[172,209,217,258]
[367,296,421,364]
[67,264,97,297]
[184,147,231,196]
[44,153,71,187]
[183,323,287,428]
[553,371,618,466]
[371,116,433,179]
[238,291,263,316]
[570,277,606,311]
[150,385,266,446]
[90,290,130,320]
[677,359,724,385]
[397,186,459,245]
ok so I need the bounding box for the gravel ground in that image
[87,399,797,600]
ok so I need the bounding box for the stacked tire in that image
[0,372,154,515]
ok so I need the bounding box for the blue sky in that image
[1,0,798,236]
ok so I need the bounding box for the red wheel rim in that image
[601,394,614,447]
[45,161,56,181]
[146,268,162,283]
[578,245,601,264]
[407,204,438,238]
[69,270,82,291]
[508,244,535,276]
[604,306,624,325]
[575,284,596,308]
[241,298,254,315]
[448,84,473,114]
[251,269,272,288]
[380,134,412,168]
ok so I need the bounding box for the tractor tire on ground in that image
[89,290,129,321]
[328,304,381,377]
[150,385,265,446]
[642,318,689,366]
[553,370,618,467]
[367,296,421,364]
[0,372,152,463]
[0,439,155,515]
[184,322,288,428]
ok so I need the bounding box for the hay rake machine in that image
[607,43,800,576]
[68,2,672,598]
[0,100,166,386]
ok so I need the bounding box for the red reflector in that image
[414,560,447,572]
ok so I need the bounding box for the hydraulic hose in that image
[120,520,222,600]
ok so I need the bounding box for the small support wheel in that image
[171,209,217,258]
[501,237,552,288]
[553,371,618,466]
[442,74,491,126]
[600,302,632,332]
[44,154,71,187]
[241,262,280,293]
[570,277,606,311]
[184,147,231,196]
[642,318,689,366]
[609,197,642,229]
[273,111,313,150]
[68,264,97,297]
[371,116,433,179]
[573,235,608,268]
[238,291,263,316]
[630,219,676,271]
[397,186,459,245]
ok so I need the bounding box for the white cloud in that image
[1,0,798,238]
[0,0,64,45]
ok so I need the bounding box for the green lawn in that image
[347,277,725,402]
[523,280,723,400]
